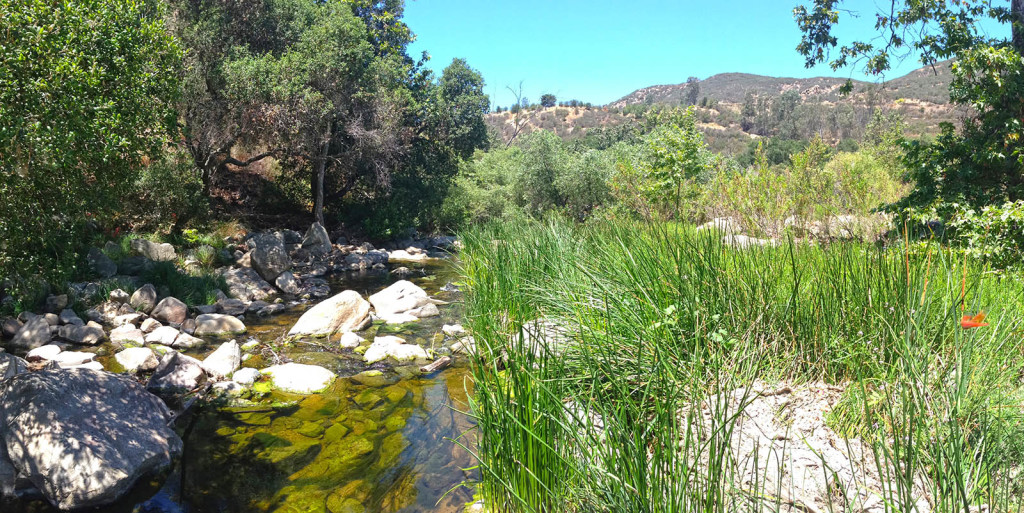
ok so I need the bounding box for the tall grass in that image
[459,219,1024,513]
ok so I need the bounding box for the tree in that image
[794,1,1024,211]
[540,93,557,108]
[683,77,700,106]
[0,0,180,287]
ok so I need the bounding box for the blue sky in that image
[405,0,1007,109]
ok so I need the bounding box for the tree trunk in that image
[313,141,328,226]
[1014,0,1024,53]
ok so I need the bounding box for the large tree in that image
[0,0,180,286]
[794,1,1024,210]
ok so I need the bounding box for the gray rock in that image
[41,313,59,326]
[151,297,187,325]
[256,303,287,317]
[119,256,154,276]
[274,271,302,295]
[250,232,291,282]
[130,238,177,262]
[280,229,302,245]
[87,248,117,278]
[344,250,389,269]
[140,317,162,334]
[193,314,246,337]
[57,325,105,345]
[0,369,182,510]
[368,280,442,320]
[246,300,269,314]
[287,290,371,338]
[148,352,205,397]
[84,301,121,325]
[0,353,29,381]
[11,317,53,350]
[172,332,204,349]
[113,312,145,327]
[215,298,247,316]
[109,288,130,304]
[68,282,101,301]
[145,326,180,346]
[301,222,332,255]
[202,340,241,378]
[130,284,158,313]
[232,367,261,386]
[58,309,84,326]
[115,347,158,373]
[194,304,217,315]
[51,351,95,368]
[339,331,365,349]
[180,318,197,336]
[222,267,275,301]
[16,311,35,323]
[1,318,21,339]
[364,335,429,364]
[109,325,145,347]
[44,295,68,314]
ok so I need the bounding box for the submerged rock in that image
[287,290,371,338]
[261,363,336,394]
[0,369,182,510]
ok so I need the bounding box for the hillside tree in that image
[540,93,557,108]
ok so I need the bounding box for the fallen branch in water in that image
[420,356,452,375]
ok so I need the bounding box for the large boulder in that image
[130,284,159,313]
[287,290,371,338]
[56,324,105,345]
[10,316,52,350]
[343,250,389,269]
[368,280,442,321]
[222,267,276,301]
[301,222,332,255]
[261,363,335,394]
[0,353,28,381]
[193,314,246,337]
[130,238,176,262]
[201,340,241,378]
[151,297,187,325]
[147,352,205,397]
[87,248,117,278]
[250,232,291,283]
[0,369,182,509]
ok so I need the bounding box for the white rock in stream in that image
[339,331,365,349]
[261,363,335,394]
[115,347,158,373]
[368,280,442,320]
[287,290,371,338]
[363,336,428,364]
[201,340,241,378]
[232,367,261,386]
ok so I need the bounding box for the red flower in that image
[961,312,989,329]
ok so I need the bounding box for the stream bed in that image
[12,260,478,513]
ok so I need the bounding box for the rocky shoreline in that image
[0,224,474,510]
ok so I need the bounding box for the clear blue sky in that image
[405,0,1008,109]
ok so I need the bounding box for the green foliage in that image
[0,0,180,290]
[944,200,1024,270]
[539,94,557,108]
[461,218,1024,512]
[131,149,209,232]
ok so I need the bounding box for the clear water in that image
[9,261,478,513]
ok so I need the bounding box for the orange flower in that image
[961,312,989,329]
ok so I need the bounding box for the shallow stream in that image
[14,261,478,513]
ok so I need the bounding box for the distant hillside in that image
[487,61,962,156]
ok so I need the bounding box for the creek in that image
[13,260,477,513]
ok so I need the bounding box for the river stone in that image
[130,284,158,313]
[215,298,247,316]
[115,347,158,373]
[222,267,276,301]
[58,309,84,326]
[130,238,177,262]
[275,271,302,295]
[52,351,95,368]
[41,313,60,326]
[109,288,130,304]
[2,318,22,339]
[151,297,187,325]
[140,318,162,333]
[0,353,28,381]
[11,317,53,350]
[194,314,246,337]
[147,352,205,396]
[302,222,332,255]
[110,325,146,346]
[145,326,181,346]
[44,295,68,314]
[70,361,104,371]
[57,324,105,345]
[339,331,365,349]
[287,290,371,338]
[368,280,441,319]
[27,344,62,361]
[364,336,428,364]
[180,318,197,336]
[261,363,336,394]
[172,332,205,349]
[202,340,241,378]
[250,232,290,283]
[0,368,182,510]
[232,367,261,386]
